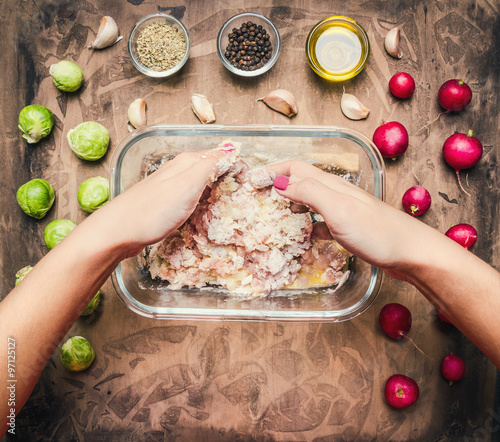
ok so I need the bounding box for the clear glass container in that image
[128,13,190,78]
[109,125,385,321]
[217,12,281,77]
[306,16,370,81]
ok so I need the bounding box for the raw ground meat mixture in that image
[146,141,350,294]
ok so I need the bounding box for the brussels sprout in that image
[44,219,77,249]
[81,291,101,316]
[16,179,55,219]
[78,177,109,213]
[60,336,95,371]
[18,104,54,144]
[67,122,110,161]
[49,60,84,92]
[15,265,33,286]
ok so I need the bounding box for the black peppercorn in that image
[223,20,273,72]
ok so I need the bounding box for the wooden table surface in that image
[1,0,499,440]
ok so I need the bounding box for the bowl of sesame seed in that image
[217,12,281,77]
[128,13,190,78]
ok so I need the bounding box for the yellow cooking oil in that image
[306,17,370,81]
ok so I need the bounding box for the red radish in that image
[437,310,452,324]
[445,223,478,249]
[379,303,431,359]
[438,79,472,111]
[389,72,415,99]
[402,186,431,216]
[443,130,483,196]
[379,303,412,339]
[417,79,472,134]
[441,353,466,384]
[385,374,419,408]
[372,121,409,158]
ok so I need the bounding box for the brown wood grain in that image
[0,0,498,440]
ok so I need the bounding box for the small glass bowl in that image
[306,16,370,81]
[217,12,281,77]
[128,13,190,78]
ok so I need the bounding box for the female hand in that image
[85,148,231,259]
[266,160,442,280]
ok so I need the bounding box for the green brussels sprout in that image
[15,265,33,286]
[49,60,84,92]
[78,177,109,213]
[81,291,101,316]
[60,336,95,371]
[16,179,55,219]
[44,219,77,249]
[67,122,110,161]
[18,104,54,144]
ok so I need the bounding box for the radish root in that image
[416,110,450,135]
[400,332,434,361]
[456,170,471,197]
[412,172,421,186]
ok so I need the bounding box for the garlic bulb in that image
[257,89,297,117]
[191,94,216,124]
[89,16,123,49]
[341,89,370,120]
[385,27,403,59]
[127,99,147,132]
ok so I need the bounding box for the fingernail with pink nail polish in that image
[274,175,289,190]
[221,142,235,154]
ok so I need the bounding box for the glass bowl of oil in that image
[306,16,370,81]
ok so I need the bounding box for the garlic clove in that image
[341,89,370,120]
[384,27,403,59]
[127,98,147,130]
[89,16,123,49]
[257,89,298,117]
[191,94,216,124]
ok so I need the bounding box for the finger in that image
[269,160,375,203]
[176,148,234,190]
[150,144,237,184]
[273,174,368,228]
[312,222,334,240]
[267,160,355,190]
[267,160,328,182]
[153,151,207,180]
[273,175,337,213]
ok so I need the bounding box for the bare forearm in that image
[269,162,500,368]
[399,227,500,368]
[0,214,125,433]
[0,149,228,436]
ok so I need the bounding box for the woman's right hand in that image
[266,160,443,281]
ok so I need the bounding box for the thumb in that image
[178,146,238,189]
[273,174,336,214]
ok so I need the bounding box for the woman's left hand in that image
[86,148,230,258]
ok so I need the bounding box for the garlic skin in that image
[127,99,147,131]
[341,89,370,120]
[384,27,403,59]
[89,16,123,49]
[257,89,298,117]
[191,94,216,124]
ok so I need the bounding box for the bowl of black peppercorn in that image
[217,12,281,77]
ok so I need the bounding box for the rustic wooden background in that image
[1,0,499,440]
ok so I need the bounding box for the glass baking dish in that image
[109,125,385,321]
